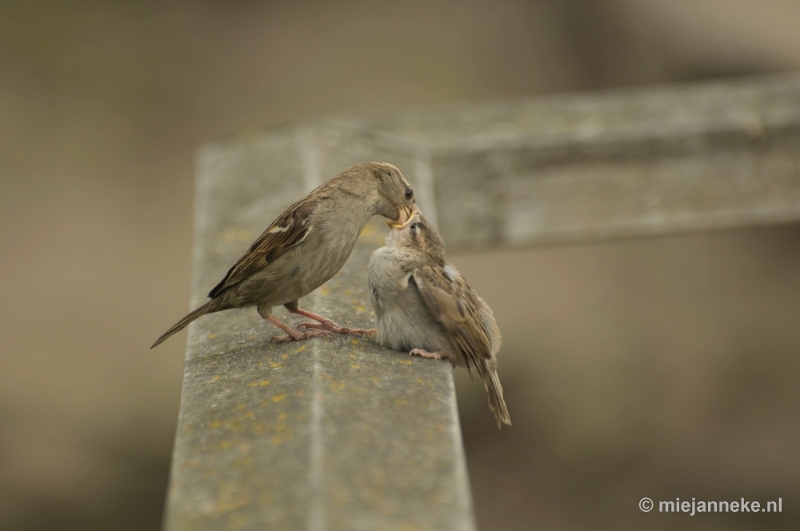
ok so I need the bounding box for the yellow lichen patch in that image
[329,381,346,393]
[207,333,217,339]
[281,353,289,360]
[277,412,287,421]
[212,375,221,382]
[259,492,272,507]
[213,488,252,515]
[236,403,247,411]
[350,339,360,346]
[269,362,280,369]
[219,439,235,449]
[232,457,254,474]
[271,394,287,403]
[209,419,221,429]
[318,285,330,297]
[252,423,269,434]
[398,360,413,365]
[259,380,270,386]
[360,224,376,238]
[354,305,367,313]
[350,364,360,370]
[295,344,306,353]
[228,514,247,531]
[246,381,259,388]
[222,418,243,433]
[395,399,409,406]
[222,228,252,243]
[242,411,254,419]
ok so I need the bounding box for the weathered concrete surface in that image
[165,73,800,530]
[325,73,800,249]
[164,126,475,531]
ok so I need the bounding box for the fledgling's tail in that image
[481,360,511,428]
[151,301,214,348]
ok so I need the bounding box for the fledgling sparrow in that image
[152,162,415,347]
[368,205,511,427]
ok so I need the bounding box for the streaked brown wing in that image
[208,199,315,298]
[411,266,492,373]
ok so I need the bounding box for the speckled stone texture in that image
[165,73,800,530]
[164,123,475,531]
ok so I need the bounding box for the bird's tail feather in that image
[151,301,213,348]
[481,360,511,428]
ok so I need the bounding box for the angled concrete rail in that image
[164,130,475,531]
[164,73,800,531]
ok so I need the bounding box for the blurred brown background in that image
[2,1,799,530]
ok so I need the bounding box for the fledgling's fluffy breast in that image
[368,245,453,354]
[368,205,510,427]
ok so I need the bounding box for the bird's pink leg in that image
[409,348,445,360]
[267,315,333,343]
[289,306,374,336]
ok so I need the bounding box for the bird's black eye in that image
[410,222,419,231]
[404,187,413,201]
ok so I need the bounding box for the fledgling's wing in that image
[412,265,511,427]
[208,198,316,298]
[410,265,491,373]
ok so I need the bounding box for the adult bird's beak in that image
[386,204,414,229]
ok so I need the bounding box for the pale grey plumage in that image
[368,206,511,427]
[152,161,416,348]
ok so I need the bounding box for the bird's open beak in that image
[386,204,414,229]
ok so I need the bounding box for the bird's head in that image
[386,204,445,265]
[360,162,415,228]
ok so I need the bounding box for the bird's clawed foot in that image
[283,305,372,338]
[269,328,332,343]
[409,348,444,360]
[296,319,372,336]
[267,314,333,343]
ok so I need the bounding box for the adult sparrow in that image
[368,205,511,427]
[152,162,415,347]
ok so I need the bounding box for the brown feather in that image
[150,300,214,348]
[154,161,416,348]
[208,200,315,298]
[411,265,510,427]
[412,267,489,372]
[368,204,512,426]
